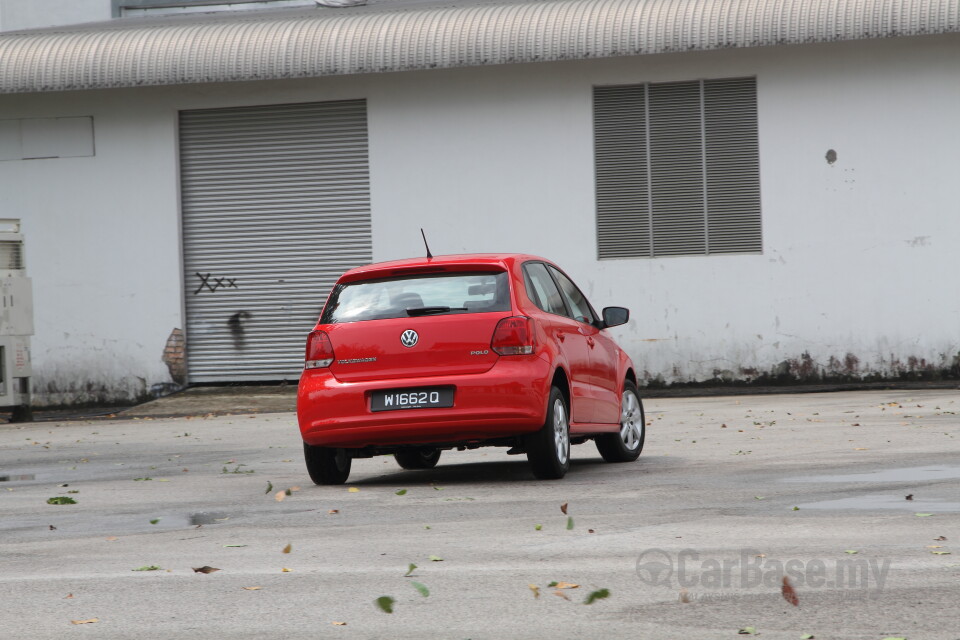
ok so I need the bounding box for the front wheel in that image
[303,442,352,485]
[526,386,571,479]
[596,380,645,462]
[394,448,442,470]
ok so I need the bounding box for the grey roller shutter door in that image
[179,99,371,383]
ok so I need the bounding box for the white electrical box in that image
[0,218,33,416]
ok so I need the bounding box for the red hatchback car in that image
[297,254,645,484]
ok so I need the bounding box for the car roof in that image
[338,253,549,282]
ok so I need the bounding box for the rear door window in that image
[523,262,568,316]
[322,271,509,323]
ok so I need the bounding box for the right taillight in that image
[304,330,334,369]
[491,316,537,356]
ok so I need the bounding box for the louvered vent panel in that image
[648,81,706,257]
[179,100,372,383]
[594,85,651,259]
[704,77,762,254]
[0,241,23,270]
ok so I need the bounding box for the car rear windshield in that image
[321,271,511,324]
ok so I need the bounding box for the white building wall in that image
[0,0,111,32]
[0,33,957,404]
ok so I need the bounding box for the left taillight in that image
[304,330,334,369]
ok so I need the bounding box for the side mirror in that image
[601,306,629,328]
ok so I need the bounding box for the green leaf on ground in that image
[149,519,160,524]
[133,477,152,481]
[410,581,429,597]
[428,555,443,562]
[844,550,858,554]
[800,634,815,639]
[265,481,273,494]
[583,588,610,605]
[46,497,76,505]
[375,596,395,613]
[915,513,934,517]
[738,628,757,635]
[395,489,407,496]
[404,563,417,577]
[792,506,800,511]
[132,565,161,571]
[566,516,574,530]
[535,524,542,531]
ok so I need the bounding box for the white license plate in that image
[370,387,454,412]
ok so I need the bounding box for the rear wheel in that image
[394,447,442,470]
[303,442,352,485]
[596,380,645,462]
[526,386,571,479]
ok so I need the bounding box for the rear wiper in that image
[405,306,467,316]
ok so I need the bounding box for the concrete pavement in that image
[2,388,959,639]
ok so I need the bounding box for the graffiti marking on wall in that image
[194,272,238,295]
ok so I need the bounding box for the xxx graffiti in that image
[194,272,238,294]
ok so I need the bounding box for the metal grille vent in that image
[0,241,24,271]
[179,99,372,382]
[595,77,761,259]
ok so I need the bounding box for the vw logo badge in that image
[400,329,419,348]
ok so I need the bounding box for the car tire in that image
[595,380,645,462]
[394,448,442,470]
[526,386,571,479]
[303,442,352,485]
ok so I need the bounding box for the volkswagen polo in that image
[297,253,645,484]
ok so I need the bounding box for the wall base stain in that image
[641,351,960,391]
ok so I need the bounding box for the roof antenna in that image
[420,228,433,259]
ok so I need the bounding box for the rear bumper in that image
[297,356,552,448]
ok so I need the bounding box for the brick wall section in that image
[162,328,186,385]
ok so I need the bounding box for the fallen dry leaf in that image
[552,590,571,601]
[70,619,99,625]
[553,582,579,589]
[781,576,799,606]
[105,537,118,542]
[560,502,568,515]
[64,593,74,599]
[242,586,262,591]
[192,566,220,574]
[679,588,690,603]
[906,494,914,501]
[328,509,339,515]
[348,487,360,493]
[934,536,948,541]
[275,491,286,502]
[281,568,292,572]
[528,584,540,599]
[49,525,57,531]
[332,621,347,626]
[289,486,301,492]
[282,544,292,554]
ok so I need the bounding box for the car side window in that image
[523,262,568,317]
[548,266,596,324]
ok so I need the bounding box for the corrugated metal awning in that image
[1,0,958,94]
